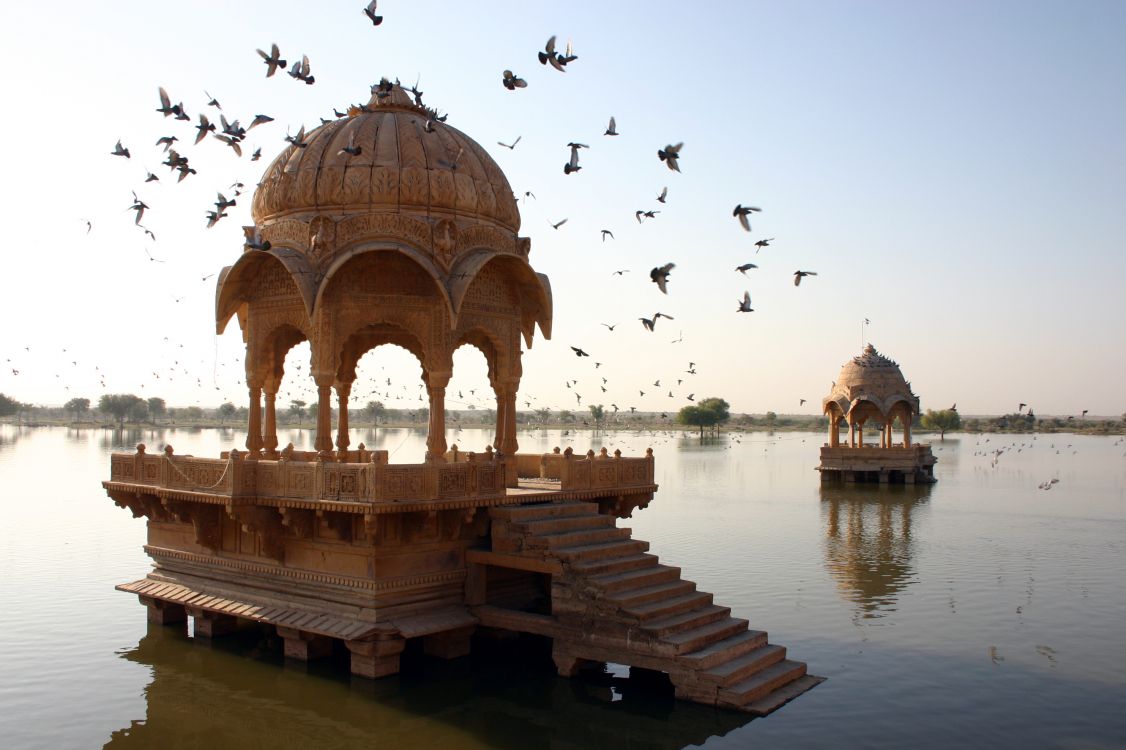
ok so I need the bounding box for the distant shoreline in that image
[2,416,1122,436]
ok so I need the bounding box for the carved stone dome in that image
[822,344,919,418]
[251,84,520,235]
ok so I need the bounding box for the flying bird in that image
[550,218,568,230]
[251,147,262,161]
[288,55,315,84]
[601,323,616,331]
[570,346,590,357]
[793,270,818,286]
[604,116,618,136]
[635,210,660,223]
[650,263,675,294]
[737,291,754,312]
[338,130,361,156]
[155,135,177,152]
[204,91,221,109]
[194,114,215,145]
[285,126,309,148]
[564,142,586,174]
[129,192,148,225]
[248,114,274,130]
[735,263,757,274]
[656,186,668,203]
[256,43,286,77]
[502,70,527,90]
[657,142,683,172]
[601,230,614,242]
[611,269,630,276]
[754,238,775,252]
[155,87,177,117]
[111,140,130,158]
[362,0,383,25]
[638,312,674,332]
[733,205,761,232]
[497,136,521,149]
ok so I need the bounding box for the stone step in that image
[511,514,615,535]
[743,674,825,716]
[530,526,632,550]
[718,659,808,707]
[638,604,732,638]
[624,591,714,621]
[665,617,749,655]
[568,552,659,577]
[554,539,650,562]
[678,629,769,671]
[492,501,598,522]
[590,564,681,593]
[700,643,787,687]
[610,580,697,609]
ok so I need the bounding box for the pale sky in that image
[1,1,1124,417]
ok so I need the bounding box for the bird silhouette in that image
[550,218,568,230]
[733,205,761,232]
[735,263,757,274]
[737,291,754,312]
[570,346,590,357]
[502,70,527,90]
[497,136,521,149]
[601,229,614,242]
[362,0,383,25]
[256,43,286,77]
[793,270,818,286]
[656,186,668,203]
[604,116,618,136]
[650,263,675,294]
[754,237,774,252]
[111,140,130,158]
[658,142,683,172]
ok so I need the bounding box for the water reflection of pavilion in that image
[105,626,753,750]
[820,485,932,617]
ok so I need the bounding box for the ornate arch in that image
[313,241,454,321]
[215,247,318,335]
[448,250,552,345]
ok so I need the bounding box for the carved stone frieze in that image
[229,505,286,562]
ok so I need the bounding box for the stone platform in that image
[818,444,937,484]
[106,442,821,715]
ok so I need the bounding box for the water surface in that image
[1,426,1124,748]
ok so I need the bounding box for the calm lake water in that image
[1,425,1125,749]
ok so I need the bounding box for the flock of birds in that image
[2,2,1112,464]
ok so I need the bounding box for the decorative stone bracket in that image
[228,505,286,562]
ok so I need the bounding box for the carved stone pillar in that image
[828,416,839,448]
[426,383,448,459]
[847,417,856,448]
[857,423,864,447]
[263,388,279,458]
[492,383,505,451]
[314,382,333,453]
[335,382,352,454]
[501,387,519,455]
[903,418,912,447]
[246,384,263,458]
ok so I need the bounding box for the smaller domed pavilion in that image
[819,345,936,484]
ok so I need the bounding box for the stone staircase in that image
[485,501,823,716]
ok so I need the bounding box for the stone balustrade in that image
[107,443,505,504]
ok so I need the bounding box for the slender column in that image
[314,382,333,453]
[335,382,352,454]
[903,418,912,447]
[857,423,864,447]
[492,383,505,451]
[246,384,263,458]
[501,387,519,455]
[426,379,448,459]
[829,417,839,447]
[847,418,856,448]
[263,388,278,458]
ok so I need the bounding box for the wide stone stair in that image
[484,501,823,715]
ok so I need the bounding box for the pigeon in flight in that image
[733,205,761,232]
[737,292,754,312]
[604,116,618,136]
[754,238,774,252]
[570,346,590,357]
[656,186,668,204]
[650,263,675,294]
[362,0,383,25]
[601,230,614,242]
[550,218,568,230]
[497,136,521,150]
[502,70,527,90]
[658,142,683,172]
[735,263,757,274]
[111,140,130,158]
[639,312,674,331]
[288,55,314,84]
[257,43,286,77]
[793,270,818,286]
